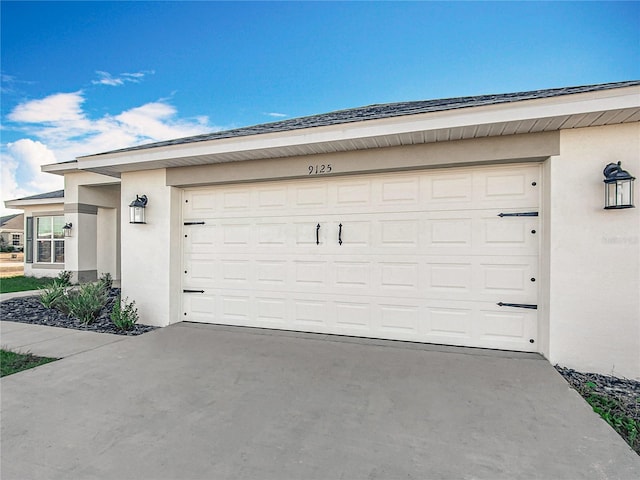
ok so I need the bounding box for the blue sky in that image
[2,1,639,213]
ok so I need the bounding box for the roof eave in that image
[41,160,80,176]
[4,198,64,208]
[71,84,640,175]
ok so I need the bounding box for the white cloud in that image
[265,112,288,118]
[1,89,216,215]
[8,92,86,123]
[1,140,63,215]
[92,70,153,87]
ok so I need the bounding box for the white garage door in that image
[182,164,540,352]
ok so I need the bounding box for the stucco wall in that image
[64,172,121,282]
[120,169,181,327]
[548,123,640,379]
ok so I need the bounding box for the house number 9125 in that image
[308,164,332,175]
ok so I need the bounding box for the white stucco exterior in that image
[120,169,182,330]
[546,123,639,378]
[7,82,640,379]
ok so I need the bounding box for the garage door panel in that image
[221,260,250,284]
[184,191,217,217]
[379,303,421,337]
[256,261,288,286]
[380,219,420,246]
[294,260,328,286]
[183,294,216,323]
[379,177,421,206]
[255,296,288,326]
[184,225,217,254]
[481,216,538,250]
[186,260,216,283]
[334,180,372,207]
[428,174,474,204]
[223,189,251,210]
[426,217,473,248]
[334,301,372,332]
[424,306,473,339]
[221,295,251,323]
[425,262,473,294]
[183,164,540,352]
[478,307,536,345]
[474,169,539,206]
[257,187,288,209]
[295,184,328,207]
[293,299,329,329]
[256,222,288,246]
[222,223,252,246]
[334,261,371,289]
[337,220,371,247]
[378,262,420,293]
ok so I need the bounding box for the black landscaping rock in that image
[555,365,640,424]
[0,288,157,336]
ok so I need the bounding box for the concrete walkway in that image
[1,320,127,358]
[0,288,41,301]
[1,289,127,358]
[1,322,638,479]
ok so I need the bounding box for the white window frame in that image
[35,216,65,264]
[12,234,21,246]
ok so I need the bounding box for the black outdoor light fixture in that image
[62,222,73,237]
[603,162,635,209]
[129,195,148,224]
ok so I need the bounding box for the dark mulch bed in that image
[0,288,157,336]
[556,365,639,454]
[556,366,640,421]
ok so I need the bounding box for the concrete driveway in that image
[2,323,638,479]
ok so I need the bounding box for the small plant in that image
[63,282,108,324]
[110,296,139,331]
[56,270,72,286]
[98,272,113,291]
[578,378,639,454]
[39,279,67,309]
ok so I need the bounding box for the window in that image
[36,216,65,263]
[12,234,21,246]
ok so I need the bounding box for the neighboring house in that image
[0,213,24,251]
[5,81,640,379]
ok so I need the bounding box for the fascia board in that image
[4,198,64,208]
[77,87,640,172]
[41,161,80,175]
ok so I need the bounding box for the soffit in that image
[73,86,640,178]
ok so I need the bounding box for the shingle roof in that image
[12,190,64,201]
[0,214,20,226]
[89,80,640,157]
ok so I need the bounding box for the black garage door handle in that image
[183,289,204,293]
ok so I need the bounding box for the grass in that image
[579,382,639,454]
[0,275,54,294]
[0,349,58,377]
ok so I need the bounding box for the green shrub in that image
[98,272,113,291]
[39,279,67,309]
[63,282,108,324]
[110,296,139,331]
[56,270,72,286]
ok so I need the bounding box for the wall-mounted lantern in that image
[603,162,635,209]
[62,223,73,237]
[129,195,148,224]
